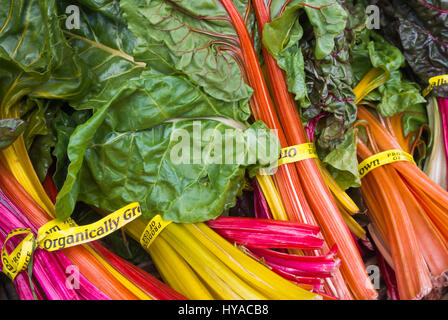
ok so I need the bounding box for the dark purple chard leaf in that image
[301,36,357,150]
[0,119,26,151]
[378,0,448,97]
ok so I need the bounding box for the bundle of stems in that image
[216,0,375,299]
[354,71,448,298]
[120,217,321,300]
[0,188,109,300]
[0,137,184,300]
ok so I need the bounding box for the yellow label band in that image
[140,215,172,250]
[422,74,448,97]
[358,149,415,179]
[36,218,77,243]
[277,143,317,167]
[38,202,142,251]
[1,229,35,280]
[1,203,142,279]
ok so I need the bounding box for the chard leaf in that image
[352,29,427,118]
[263,0,360,188]
[0,0,92,116]
[402,103,428,138]
[262,5,308,104]
[52,0,279,222]
[262,0,348,110]
[367,32,405,74]
[321,129,359,190]
[51,108,92,189]
[378,0,448,97]
[19,98,50,150]
[76,119,276,222]
[302,0,348,59]
[376,71,426,117]
[55,74,279,221]
[56,0,148,112]
[264,0,347,60]
[0,118,26,150]
[120,0,254,104]
[28,130,56,182]
[57,0,251,121]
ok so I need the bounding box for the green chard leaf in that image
[0,118,26,150]
[120,0,254,105]
[352,29,427,119]
[0,0,92,117]
[262,0,364,189]
[54,78,279,221]
[320,129,360,190]
[50,0,283,222]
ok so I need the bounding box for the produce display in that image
[0,0,447,301]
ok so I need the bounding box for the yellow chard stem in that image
[317,162,360,215]
[149,236,214,299]
[336,202,367,239]
[162,224,264,300]
[256,174,289,221]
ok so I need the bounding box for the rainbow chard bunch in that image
[0,189,109,300]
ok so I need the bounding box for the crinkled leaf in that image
[19,99,50,150]
[77,119,276,222]
[302,32,357,150]
[262,4,304,58]
[264,0,347,60]
[378,0,448,97]
[56,0,147,112]
[0,0,92,117]
[367,32,405,74]
[376,71,426,117]
[302,0,347,59]
[28,131,56,182]
[52,108,92,189]
[57,0,251,121]
[263,0,359,188]
[402,103,428,138]
[262,5,308,104]
[352,29,427,118]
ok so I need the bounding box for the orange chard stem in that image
[218,0,314,226]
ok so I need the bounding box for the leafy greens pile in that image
[0,0,433,222]
[261,0,428,189]
[0,0,278,222]
[377,0,448,98]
